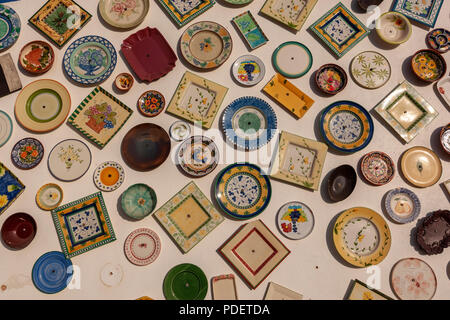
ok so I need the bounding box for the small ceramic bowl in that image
[360,151,395,186]
[440,124,450,154]
[327,164,357,202]
[315,64,347,95]
[411,49,447,83]
[115,73,134,92]
[1,213,36,250]
[19,40,55,74]
[426,28,449,53]
[357,0,384,11]
[376,12,412,45]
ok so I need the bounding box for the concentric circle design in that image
[124,228,161,266]
[121,183,157,220]
[163,263,208,300]
[11,137,44,170]
[0,4,20,51]
[35,183,63,211]
[384,188,420,224]
[32,251,73,294]
[177,135,219,177]
[272,41,312,78]
[360,151,395,186]
[0,110,12,148]
[93,161,125,192]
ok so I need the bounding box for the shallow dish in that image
[360,151,395,186]
[1,212,36,250]
[114,73,134,92]
[440,124,450,154]
[416,209,449,255]
[99,0,149,29]
[276,201,314,240]
[93,161,124,192]
[411,49,446,83]
[0,110,12,148]
[11,138,44,170]
[137,90,165,117]
[124,228,161,266]
[163,263,208,300]
[177,135,218,177]
[231,55,265,86]
[158,0,214,28]
[32,251,72,294]
[400,146,442,188]
[384,187,420,224]
[327,164,357,202]
[35,183,63,211]
[121,183,157,220]
[426,28,449,53]
[0,4,20,51]
[169,120,191,141]
[375,12,411,45]
[19,41,54,74]
[315,64,347,95]
[272,42,312,78]
[350,51,391,89]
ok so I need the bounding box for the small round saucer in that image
[384,188,420,223]
[440,124,450,154]
[35,183,63,211]
[169,121,191,142]
[163,263,208,300]
[400,146,442,188]
[276,202,314,240]
[19,41,54,74]
[426,28,449,53]
[360,151,395,186]
[115,73,134,92]
[93,161,124,192]
[231,55,265,86]
[137,90,165,117]
[327,164,357,202]
[315,64,347,95]
[1,213,36,250]
[376,12,411,45]
[100,263,123,287]
[11,138,44,170]
[121,183,157,220]
[411,49,446,82]
[32,251,72,294]
[272,42,312,78]
[124,228,161,266]
[177,135,219,177]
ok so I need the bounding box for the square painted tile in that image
[392,0,443,28]
[0,162,25,216]
[232,11,268,50]
[260,0,318,31]
[158,0,215,27]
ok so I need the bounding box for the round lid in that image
[124,228,161,266]
[400,146,442,188]
[35,183,63,211]
[99,0,149,29]
[100,263,123,287]
[32,251,73,294]
[121,183,157,220]
[351,51,391,89]
[0,110,12,148]
[93,161,125,192]
[177,135,219,177]
[1,212,36,250]
[360,151,395,186]
[11,137,44,170]
[137,90,165,117]
[384,188,420,224]
[163,263,208,300]
[276,201,314,240]
[231,55,265,86]
[272,41,312,78]
[169,121,191,141]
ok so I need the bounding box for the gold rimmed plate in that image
[400,146,442,188]
[36,183,63,211]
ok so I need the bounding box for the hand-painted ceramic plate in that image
[390,258,436,300]
[276,201,314,240]
[114,73,134,92]
[222,96,277,150]
[137,90,165,117]
[177,135,219,177]
[224,0,253,4]
[440,124,450,154]
[0,110,12,148]
[93,161,125,192]
[15,79,71,133]
[231,55,265,86]
[99,0,149,29]
[169,120,191,141]
[333,207,391,267]
[215,163,271,220]
[384,188,420,224]
[163,263,208,300]
[375,12,411,45]
[100,263,123,287]
[272,42,312,78]
[437,76,450,106]
[360,151,395,186]
[327,164,357,202]
[426,28,449,53]
[411,49,446,83]
[121,183,157,220]
[180,21,232,69]
[320,101,374,153]
[0,4,20,51]
[35,183,63,211]
[63,35,117,85]
[11,138,44,170]
[48,139,92,182]
[124,228,161,266]
[350,51,391,89]
[315,64,347,95]
[19,41,54,74]
[400,146,442,188]
[32,251,73,294]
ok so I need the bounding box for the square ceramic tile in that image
[347,279,393,300]
[0,54,21,98]
[264,282,303,300]
[309,2,368,58]
[260,0,317,31]
[51,192,116,259]
[218,219,290,289]
[212,274,238,300]
[166,71,228,129]
[375,81,438,143]
[154,181,224,254]
[28,0,91,48]
[392,0,443,28]
[232,11,268,50]
[0,162,25,216]
[158,0,215,27]
[67,86,133,149]
[270,131,327,190]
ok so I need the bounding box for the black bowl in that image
[327,164,357,202]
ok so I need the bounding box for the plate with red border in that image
[360,151,395,185]
[124,228,161,266]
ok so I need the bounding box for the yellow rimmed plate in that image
[333,207,391,267]
[35,183,63,211]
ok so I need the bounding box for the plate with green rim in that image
[0,110,12,148]
[163,263,208,300]
[120,183,157,220]
[0,4,20,51]
[272,41,312,78]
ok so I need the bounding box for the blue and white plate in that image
[63,35,117,85]
[0,4,20,51]
[222,96,277,150]
[32,251,73,294]
[384,187,421,224]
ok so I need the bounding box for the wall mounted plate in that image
[0,53,21,99]
[260,0,317,31]
[276,201,314,240]
[392,0,443,28]
[411,49,446,83]
[99,0,149,29]
[264,282,303,300]
[375,12,411,45]
[212,274,238,300]
[347,279,393,300]
[1,212,36,250]
[137,90,165,117]
[0,4,20,51]
[384,187,420,224]
[224,0,252,4]
[272,42,312,78]
[400,146,442,188]
[121,183,157,220]
[35,183,63,211]
[416,209,449,255]
[11,137,44,170]
[440,124,450,154]
[114,73,134,92]
[231,55,265,86]
[163,263,208,300]
[177,135,219,177]
[350,51,391,89]
[315,64,347,95]
[124,228,161,266]
[0,110,12,148]
[19,41,54,74]
[100,263,123,287]
[327,164,357,202]
[0,162,25,216]
[426,28,449,53]
[360,151,395,186]
[232,11,268,50]
[158,0,215,28]
[31,251,72,294]
[169,120,191,141]
[93,161,124,192]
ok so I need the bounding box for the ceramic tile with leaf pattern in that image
[347,279,393,300]
[260,0,317,31]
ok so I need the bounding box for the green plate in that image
[163,263,208,300]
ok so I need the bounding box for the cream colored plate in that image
[400,146,442,188]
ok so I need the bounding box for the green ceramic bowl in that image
[120,183,157,220]
[163,263,208,300]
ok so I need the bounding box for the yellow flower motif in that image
[303,157,309,164]
[169,225,176,234]
[357,235,365,242]
[428,61,436,69]
[0,194,8,208]
[363,291,373,300]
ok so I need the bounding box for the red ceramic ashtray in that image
[1,212,37,250]
[121,27,177,82]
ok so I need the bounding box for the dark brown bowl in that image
[357,0,384,11]
[1,213,37,250]
[416,210,450,255]
[121,123,171,171]
[327,164,357,202]
[315,64,347,95]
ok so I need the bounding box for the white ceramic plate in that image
[0,110,12,147]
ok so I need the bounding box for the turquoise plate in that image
[121,183,157,220]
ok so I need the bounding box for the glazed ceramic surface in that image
[276,201,314,240]
[0,110,12,148]
[411,49,446,82]
[100,263,123,287]
[392,0,443,28]
[320,101,374,153]
[180,21,232,69]
[232,55,265,86]
[163,263,208,300]
[333,207,391,267]
[264,282,303,300]
[384,187,420,224]
[48,139,91,182]
[158,0,215,27]
[437,76,450,107]
[260,0,317,31]
[137,90,165,117]
[19,41,54,74]
[315,64,347,94]
[391,258,437,300]
[375,12,411,45]
[0,53,21,99]
[32,251,72,294]
[1,212,36,250]
[169,120,191,141]
[232,11,268,50]
[426,28,449,53]
[114,73,133,92]
[212,274,237,300]
[222,96,277,150]
[93,161,124,192]
[36,183,63,211]
[272,42,312,78]
[350,51,391,89]
[440,125,450,153]
[124,228,161,266]
[347,279,393,300]
[400,146,442,188]
[121,183,157,220]
[121,123,171,171]
[15,79,71,133]
[0,4,20,51]
[0,162,25,216]
[416,209,450,255]
[215,163,271,220]
[28,0,91,47]
[177,135,218,177]
[99,0,149,29]
[309,2,369,58]
[357,0,384,11]
[11,138,44,170]
[360,151,395,186]
[327,164,357,202]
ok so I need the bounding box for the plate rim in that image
[36,183,64,211]
[99,0,149,29]
[31,251,72,294]
[272,41,313,78]
[124,227,161,266]
[400,146,442,188]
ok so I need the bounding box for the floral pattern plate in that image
[137,90,165,117]
[320,101,374,153]
[0,110,12,148]
[333,207,391,267]
[375,12,411,45]
[411,49,446,83]
[115,73,134,92]
[48,139,92,182]
[215,163,271,220]
[360,151,395,186]
[36,183,63,211]
[124,228,161,266]
[158,0,215,28]
[276,201,314,240]
[426,28,449,53]
[384,187,420,224]
[315,64,347,95]
[260,0,317,31]
[0,162,25,216]
[400,146,442,188]
[347,279,393,300]
[222,96,277,150]
[231,55,265,86]
[180,21,232,69]
[19,41,54,74]
[177,135,219,177]
[93,161,124,192]
[272,42,312,78]
[63,36,117,85]
[0,4,20,51]
[390,258,437,300]
[11,138,44,170]
[350,51,391,89]
[392,0,443,28]
[99,0,149,29]
[121,183,157,220]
